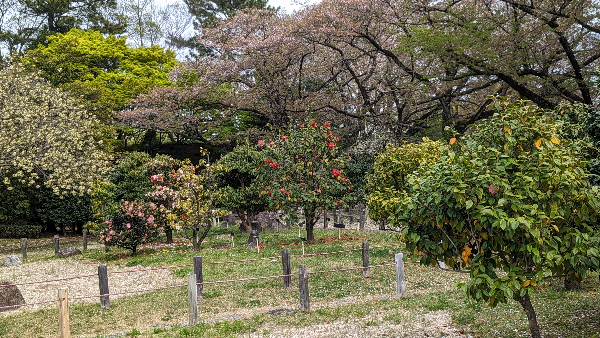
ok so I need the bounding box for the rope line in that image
[0,273,98,287]
[0,299,59,311]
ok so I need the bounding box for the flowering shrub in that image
[255,120,352,243]
[99,201,167,255]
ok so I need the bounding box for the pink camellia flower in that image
[328,142,335,149]
[300,124,305,128]
[147,215,154,223]
[317,189,322,194]
[258,139,265,147]
[489,184,499,194]
[336,137,340,142]
[343,178,348,183]
[281,135,287,141]
[104,221,112,225]
[324,122,331,127]
[269,141,275,146]
[332,169,341,177]
[280,188,285,192]
[126,223,131,229]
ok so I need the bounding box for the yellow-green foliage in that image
[367,138,443,221]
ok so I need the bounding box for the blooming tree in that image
[100,201,167,256]
[0,61,108,196]
[255,121,352,243]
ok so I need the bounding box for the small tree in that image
[367,138,442,223]
[99,201,166,256]
[394,98,600,338]
[255,121,352,243]
[147,151,221,250]
[212,142,269,232]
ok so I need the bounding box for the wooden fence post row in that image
[98,265,110,309]
[82,229,88,251]
[58,288,70,338]
[187,273,198,326]
[298,264,310,312]
[54,235,60,254]
[193,256,203,299]
[21,238,27,262]
[395,253,405,297]
[282,248,291,289]
[362,241,370,278]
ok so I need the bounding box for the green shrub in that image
[0,223,43,238]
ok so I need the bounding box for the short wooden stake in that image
[98,265,110,309]
[21,238,27,262]
[58,288,70,338]
[362,241,370,278]
[54,235,60,255]
[359,210,365,231]
[256,238,260,254]
[298,264,310,311]
[301,241,304,256]
[193,256,203,299]
[82,229,88,251]
[231,233,235,247]
[338,228,341,239]
[187,273,198,326]
[395,253,405,297]
[282,248,291,289]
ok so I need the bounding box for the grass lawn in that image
[0,226,598,337]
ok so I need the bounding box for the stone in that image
[0,281,25,312]
[254,211,287,230]
[56,247,82,257]
[246,230,259,249]
[2,255,22,267]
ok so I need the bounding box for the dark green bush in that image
[0,223,43,238]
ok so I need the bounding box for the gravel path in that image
[0,255,184,315]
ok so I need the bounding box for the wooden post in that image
[298,264,310,311]
[54,235,60,255]
[282,248,291,289]
[362,241,370,278]
[323,210,328,228]
[58,288,70,338]
[333,209,338,224]
[379,219,386,231]
[187,273,198,326]
[193,256,203,299]
[82,229,88,251]
[21,238,27,262]
[359,210,365,231]
[98,265,110,309]
[395,253,405,297]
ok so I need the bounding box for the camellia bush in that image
[393,98,600,337]
[99,201,167,256]
[255,121,352,243]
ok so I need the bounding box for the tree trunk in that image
[165,228,173,244]
[191,229,199,251]
[238,212,251,232]
[131,246,137,256]
[197,224,212,249]
[305,210,316,243]
[519,294,541,338]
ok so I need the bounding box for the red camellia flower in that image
[332,169,341,177]
[343,178,348,183]
[324,122,331,127]
[281,135,287,141]
[328,142,335,149]
[267,190,272,194]
[327,131,333,138]
[285,191,290,196]
[258,139,265,147]
[265,158,271,164]
[336,201,341,206]
[271,163,279,169]
[280,188,285,192]
[336,137,340,142]
[489,184,499,194]
[317,189,321,194]
[300,124,305,128]
[312,122,318,128]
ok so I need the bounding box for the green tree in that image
[0,61,108,195]
[255,121,352,243]
[25,29,177,123]
[212,142,269,232]
[393,98,600,338]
